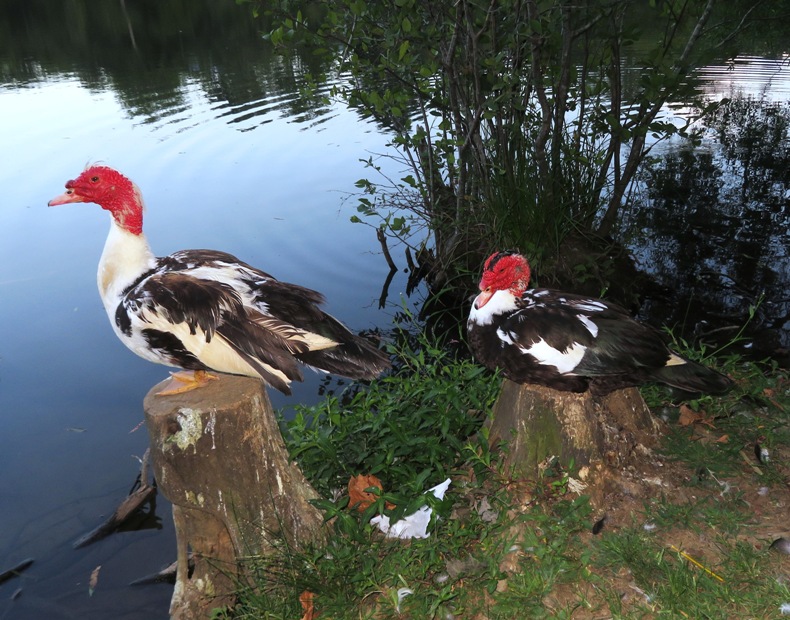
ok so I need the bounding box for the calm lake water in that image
[0,2,788,618]
[1,2,406,618]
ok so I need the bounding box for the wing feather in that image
[114,249,389,391]
[507,289,671,376]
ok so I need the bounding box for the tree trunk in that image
[144,375,324,619]
[488,380,661,478]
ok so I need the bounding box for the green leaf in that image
[398,40,410,60]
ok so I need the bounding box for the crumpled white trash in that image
[370,478,451,539]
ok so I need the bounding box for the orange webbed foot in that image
[156,370,219,396]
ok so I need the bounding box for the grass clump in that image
[225,478,598,619]
[662,355,789,479]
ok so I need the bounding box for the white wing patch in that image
[253,315,338,352]
[572,300,607,313]
[521,338,587,374]
[495,328,518,346]
[128,309,291,385]
[576,314,599,337]
[183,263,254,289]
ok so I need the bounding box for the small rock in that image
[770,538,790,555]
[592,515,607,535]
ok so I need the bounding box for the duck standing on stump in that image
[467,251,732,396]
[48,166,390,395]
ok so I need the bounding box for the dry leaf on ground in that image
[348,474,395,511]
[299,590,318,620]
[678,404,716,428]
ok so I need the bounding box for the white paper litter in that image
[396,587,413,612]
[370,478,451,539]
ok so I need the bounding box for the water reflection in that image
[1,0,337,133]
[628,92,790,351]
[695,55,790,102]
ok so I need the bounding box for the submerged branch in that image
[376,228,398,273]
[0,559,34,585]
[73,449,156,548]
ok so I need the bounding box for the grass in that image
[595,529,790,618]
[214,330,790,619]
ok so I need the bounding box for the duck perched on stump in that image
[467,251,732,396]
[49,165,390,395]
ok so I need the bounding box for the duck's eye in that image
[90,176,99,183]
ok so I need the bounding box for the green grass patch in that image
[280,329,501,500]
[595,528,790,618]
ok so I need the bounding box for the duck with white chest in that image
[467,251,732,396]
[48,165,390,395]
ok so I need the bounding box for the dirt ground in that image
[526,417,790,617]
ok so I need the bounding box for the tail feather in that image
[296,334,390,380]
[650,360,732,395]
[295,311,390,380]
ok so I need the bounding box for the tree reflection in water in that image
[628,95,790,354]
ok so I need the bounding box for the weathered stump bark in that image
[488,380,661,477]
[144,375,325,619]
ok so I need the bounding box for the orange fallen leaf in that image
[715,434,729,443]
[349,474,383,511]
[678,405,700,426]
[300,590,318,620]
[678,405,716,428]
[348,474,395,511]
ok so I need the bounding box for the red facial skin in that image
[475,252,531,308]
[48,166,143,235]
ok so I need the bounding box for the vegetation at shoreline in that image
[253,0,790,287]
[216,331,790,619]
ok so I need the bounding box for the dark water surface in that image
[0,2,788,618]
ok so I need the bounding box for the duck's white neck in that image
[97,219,156,314]
[468,289,519,326]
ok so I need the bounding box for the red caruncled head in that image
[48,166,143,235]
[475,251,531,308]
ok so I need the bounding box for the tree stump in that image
[143,375,325,619]
[488,379,662,478]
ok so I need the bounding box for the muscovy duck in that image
[48,166,390,395]
[467,251,732,395]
